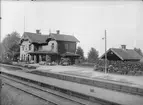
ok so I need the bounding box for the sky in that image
[1,1,143,57]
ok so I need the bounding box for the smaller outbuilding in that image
[100,45,142,61]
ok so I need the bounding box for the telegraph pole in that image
[105,30,107,74]
[24,3,26,32]
[24,16,25,32]
[0,17,1,42]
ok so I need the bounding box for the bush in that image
[135,71,143,76]
[39,61,45,65]
[128,71,136,75]
[30,60,34,64]
[94,60,143,76]
[61,58,71,66]
[116,71,122,74]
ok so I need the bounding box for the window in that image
[65,44,68,51]
[23,54,25,60]
[24,55,25,60]
[29,45,31,50]
[51,43,54,49]
[22,55,24,60]
[22,45,24,51]
[25,46,27,51]
[28,55,30,61]
[39,46,42,50]
[21,55,23,60]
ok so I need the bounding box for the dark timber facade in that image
[100,45,142,61]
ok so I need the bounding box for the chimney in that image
[36,29,41,34]
[121,45,126,50]
[56,30,60,34]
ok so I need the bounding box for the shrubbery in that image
[94,60,143,76]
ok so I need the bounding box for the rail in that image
[1,70,121,105]
[29,70,143,96]
[1,64,143,96]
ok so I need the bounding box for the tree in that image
[134,48,143,57]
[87,47,99,63]
[0,43,3,56]
[2,31,20,61]
[76,46,84,59]
[0,43,4,62]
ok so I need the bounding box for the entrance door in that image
[36,55,39,63]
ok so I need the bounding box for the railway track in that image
[0,65,123,105]
[2,78,56,105]
[1,75,100,105]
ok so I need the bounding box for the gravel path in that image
[36,65,143,86]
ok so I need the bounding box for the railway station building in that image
[19,30,80,64]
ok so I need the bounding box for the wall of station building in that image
[20,39,58,61]
[20,40,34,61]
[41,40,58,53]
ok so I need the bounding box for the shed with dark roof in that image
[100,46,142,61]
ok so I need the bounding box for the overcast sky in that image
[1,1,143,57]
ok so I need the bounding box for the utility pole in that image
[24,16,25,32]
[0,17,1,42]
[24,3,26,32]
[105,30,107,74]
[49,29,51,34]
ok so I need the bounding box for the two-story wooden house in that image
[19,30,80,64]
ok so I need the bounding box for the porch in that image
[61,52,80,64]
[28,51,60,64]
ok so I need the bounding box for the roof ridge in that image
[24,32,48,36]
[51,33,74,36]
[112,48,134,51]
[23,31,79,43]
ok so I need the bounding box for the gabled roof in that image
[112,48,142,60]
[49,33,80,42]
[21,32,80,44]
[100,48,142,61]
[23,32,48,44]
